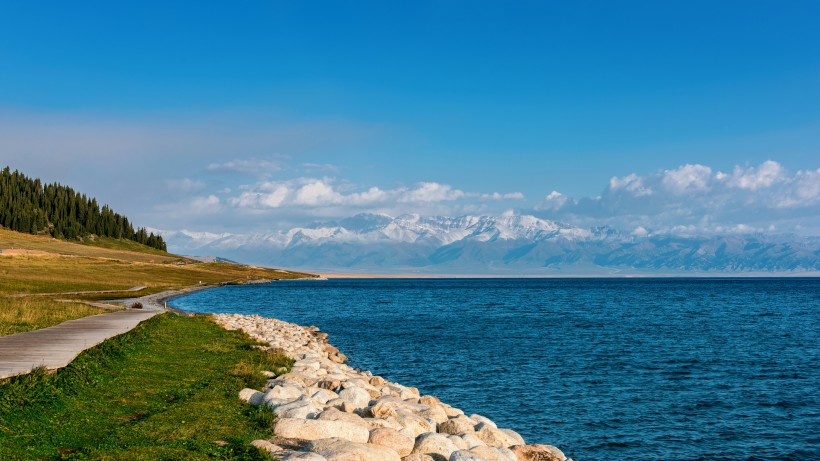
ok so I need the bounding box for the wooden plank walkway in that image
[0,308,160,379]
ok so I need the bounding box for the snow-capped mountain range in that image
[157,213,820,275]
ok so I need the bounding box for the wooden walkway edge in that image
[0,309,160,379]
[0,284,216,380]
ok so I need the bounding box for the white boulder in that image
[274,418,370,443]
[307,437,401,461]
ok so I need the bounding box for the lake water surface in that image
[170,278,820,461]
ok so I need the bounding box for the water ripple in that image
[171,278,820,461]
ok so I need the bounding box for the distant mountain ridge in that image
[159,213,820,275]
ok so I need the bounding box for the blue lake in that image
[170,278,820,461]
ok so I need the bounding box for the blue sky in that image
[1,1,818,234]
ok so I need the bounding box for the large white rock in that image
[277,372,319,387]
[411,432,460,460]
[394,410,437,438]
[343,378,380,393]
[294,359,322,370]
[475,426,520,448]
[402,455,435,461]
[274,418,370,443]
[307,437,401,461]
[369,376,387,387]
[363,417,404,431]
[311,388,340,404]
[449,451,487,461]
[498,429,524,446]
[441,404,465,418]
[448,435,468,450]
[509,444,567,461]
[368,427,415,457]
[368,396,430,418]
[325,398,356,413]
[265,384,306,402]
[439,417,477,435]
[250,439,281,454]
[420,404,449,424]
[239,388,265,406]
[399,385,421,399]
[459,433,487,449]
[469,415,496,429]
[272,397,322,419]
[278,451,329,460]
[338,386,371,409]
[317,407,367,425]
[467,446,517,461]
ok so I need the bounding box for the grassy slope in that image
[0,313,292,460]
[0,228,315,334]
[0,298,107,336]
[0,228,184,264]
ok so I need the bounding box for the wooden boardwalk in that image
[0,308,161,379]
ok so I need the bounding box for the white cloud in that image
[632,226,649,237]
[536,190,570,211]
[480,192,525,201]
[398,182,465,202]
[661,164,712,194]
[536,160,820,235]
[610,173,653,196]
[722,160,785,190]
[191,195,221,210]
[773,167,820,208]
[293,180,343,206]
[226,179,498,213]
[260,184,290,208]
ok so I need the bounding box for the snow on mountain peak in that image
[157,213,820,274]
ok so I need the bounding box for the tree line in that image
[0,167,166,251]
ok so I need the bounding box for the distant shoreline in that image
[316,271,820,279]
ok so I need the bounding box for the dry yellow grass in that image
[0,228,184,264]
[0,229,315,335]
[0,254,310,296]
[0,297,108,336]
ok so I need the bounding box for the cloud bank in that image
[221,178,522,214]
[537,160,820,235]
[0,109,815,236]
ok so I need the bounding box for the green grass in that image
[0,313,293,460]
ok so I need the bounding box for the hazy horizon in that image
[2,2,818,273]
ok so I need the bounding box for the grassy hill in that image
[0,227,315,335]
[0,175,312,459]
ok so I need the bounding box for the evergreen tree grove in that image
[0,167,167,251]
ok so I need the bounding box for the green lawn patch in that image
[0,313,292,460]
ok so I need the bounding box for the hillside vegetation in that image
[0,166,166,250]
[0,228,315,335]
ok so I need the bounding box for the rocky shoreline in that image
[214,313,570,461]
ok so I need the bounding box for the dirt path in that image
[10,286,147,298]
[0,285,212,379]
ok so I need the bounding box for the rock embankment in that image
[214,313,570,461]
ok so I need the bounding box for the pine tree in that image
[0,167,167,250]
